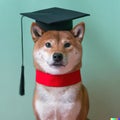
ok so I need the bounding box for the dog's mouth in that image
[50,62,65,67]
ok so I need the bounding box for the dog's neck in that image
[36,69,82,87]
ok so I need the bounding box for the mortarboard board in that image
[19,7,90,95]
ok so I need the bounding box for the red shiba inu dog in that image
[31,22,89,120]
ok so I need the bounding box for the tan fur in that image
[31,22,89,120]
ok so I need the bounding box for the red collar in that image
[36,69,81,87]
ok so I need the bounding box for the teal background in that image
[0,0,120,120]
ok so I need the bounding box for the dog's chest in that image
[35,83,81,120]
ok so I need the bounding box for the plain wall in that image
[0,0,120,120]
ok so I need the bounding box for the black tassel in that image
[19,65,25,95]
[19,16,25,96]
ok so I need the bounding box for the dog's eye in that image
[45,42,52,48]
[64,43,71,48]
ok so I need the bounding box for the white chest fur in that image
[35,82,82,120]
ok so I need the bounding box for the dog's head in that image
[31,22,85,75]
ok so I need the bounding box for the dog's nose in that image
[53,53,63,62]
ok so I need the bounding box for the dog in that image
[31,22,89,120]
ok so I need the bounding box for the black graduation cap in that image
[21,7,90,31]
[19,7,90,95]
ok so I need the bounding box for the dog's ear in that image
[71,22,85,42]
[31,22,44,42]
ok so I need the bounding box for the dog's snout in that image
[53,53,63,62]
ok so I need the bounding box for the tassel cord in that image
[21,16,24,66]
